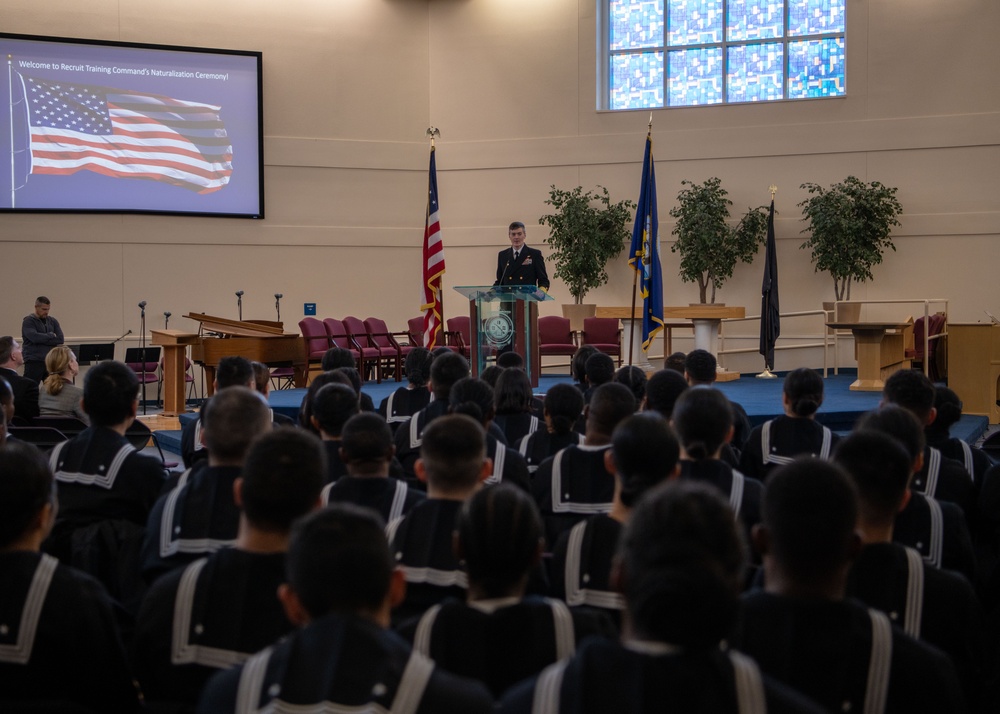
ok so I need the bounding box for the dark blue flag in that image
[759,199,780,368]
[627,133,663,351]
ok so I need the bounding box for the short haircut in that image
[216,356,254,389]
[664,351,687,374]
[419,414,486,492]
[496,351,524,370]
[882,369,935,423]
[783,367,824,417]
[671,386,733,459]
[833,431,912,525]
[298,370,353,432]
[250,361,270,393]
[508,221,526,232]
[321,347,356,372]
[644,369,689,418]
[584,352,615,387]
[614,365,647,403]
[83,361,140,426]
[479,365,503,388]
[404,347,433,388]
[571,345,599,384]
[620,481,746,648]
[333,367,363,396]
[494,368,533,414]
[762,459,859,583]
[0,441,55,548]
[201,387,272,461]
[612,413,680,507]
[587,382,637,437]
[457,484,542,598]
[684,349,717,383]
[930,386,963,433]
[543,383,584,436]
[286,504,391,618]
[855,405,925,463]
[429,351,469,399]
[241,428,325,532]
[448,377,495,426]
[35,296,51,306]
[311,383,360,437]
[340,413,394,474]
[0,336,15,365]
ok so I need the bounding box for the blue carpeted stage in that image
[154,369,989,457]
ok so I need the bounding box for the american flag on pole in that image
[18,74,232,193]
[421,145,445,348]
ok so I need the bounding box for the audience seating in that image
[32,416,88,440]
[7,425,68,451]
[581,317,623,366]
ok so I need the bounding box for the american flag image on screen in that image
[18,74,232,194]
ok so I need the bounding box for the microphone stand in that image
[236,291,244,321]
[164,311,171,329]
[274,294,283,323]
[139,303,148,415]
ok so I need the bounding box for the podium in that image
[454,285,554,387]
[151,329,201,416]
[826,321,913,391]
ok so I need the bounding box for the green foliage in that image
[538,185,636,303]
[668,177,769,303]
[798,176,902,300]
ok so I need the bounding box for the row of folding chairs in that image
[7,416,172,466]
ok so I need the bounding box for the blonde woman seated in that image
[38,345,89,425]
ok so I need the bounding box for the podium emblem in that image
[484,313,514,348]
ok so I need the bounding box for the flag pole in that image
[756,184,779,379]
[427,127,441,343]
[627,113,653,366]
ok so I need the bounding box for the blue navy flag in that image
[18,74,232,193]
[627,133,664,351]
[759,200,780,368]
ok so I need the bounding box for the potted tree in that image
[798,176,903,301]
[538,185,635,328]
[669,177,769,304]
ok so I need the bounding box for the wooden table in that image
[827,322,913,391]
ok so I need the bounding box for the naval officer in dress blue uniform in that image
[495,222,550,290]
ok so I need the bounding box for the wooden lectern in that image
[150,330,201,417]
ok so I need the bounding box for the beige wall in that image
[2,0,998,374]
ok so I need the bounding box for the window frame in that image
[598,0,846,111]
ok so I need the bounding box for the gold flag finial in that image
[769,184,778,199]
[426,126,440,147]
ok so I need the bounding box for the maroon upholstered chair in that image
[446,316,471,358]
[581,317,623,366]
[364,317,409,382]
[124,347,161,407]
[323,318,364,378]
[538,315,577,358]
[905,312,948,381]
[299,318,331,373]
[342,316,384,383]
[407,317,425,348]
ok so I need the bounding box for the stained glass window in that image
[604,0,845,109]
